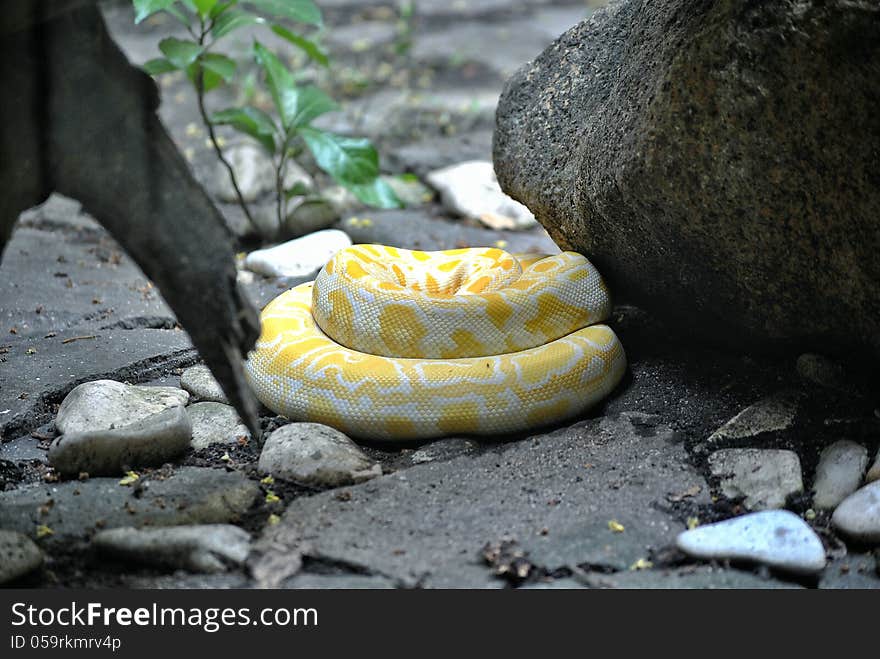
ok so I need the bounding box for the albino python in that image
[245,245,626,440]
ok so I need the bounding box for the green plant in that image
[133,0,400,233]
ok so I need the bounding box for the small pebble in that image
[0,529,44,584]
[831,481,880,543]
[703,390,799,447]
[410,438,478,464]
[49,406,192,476]
[92,524,251,573]
[244,229,352,278]
[676,510,826,574]
[709,448,803,510]
[179,364,228,404]
[187,402,250,450]
[56,380,188,435]
[812,440,868,510]
[426,160,537,230]
[258,422,381,486]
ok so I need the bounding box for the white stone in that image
[0,530,43,584]
[258,422,381,486]
[426,160,538,230]
[244,229,352,278]
[676,510,826,574]
[49,406,192,476]
[179,364,228,404]
[56,380,189,435]
[831,481,880,543]
[215,143,314,203]
[92,525,251,573]
[708,448,803,510]
[704,390,800,446]
[812,440,869,510]
[187,402,250,450]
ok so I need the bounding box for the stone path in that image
[0,0,877,588]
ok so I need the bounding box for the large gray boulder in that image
[494,0,880,358]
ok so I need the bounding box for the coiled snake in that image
[245,245,626,440]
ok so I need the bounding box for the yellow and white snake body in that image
[245,245,626,440]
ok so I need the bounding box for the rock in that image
[426,161,537,230]
[214,144,314,204]
[0,467,259,546]
[282,574,396,589]
[866,448,880,484]
[253,413,708,587]
[187,402,250,450]
[708,449,803,510]
[0,530,43,584]
[48,406,192,476]
[56,380,189,435]
[796,353,846,389]
[321,186,362,216]
[818,553,880,589]
[676,511,826,575]
[336,209,559,256]
[812,440,869,511]
[284,199,340,239]
[410,438,479,465]
[494,0,880,358]
[215,143,273,203]
[832,481,880,543]
[258,423,381,487]
[92,524,251,573]
[385,130,493,178]
[244,229,352,278]
[581,566,802,589]
[179,364,228,404]
[702,391,799,449]
[384,175,433,207]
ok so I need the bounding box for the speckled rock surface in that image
[494,0,880,357]
[48,405,192,476]
[56,380,189,434]
[258,423,381,487]
[0,529,44,584]
[92,524,251,573]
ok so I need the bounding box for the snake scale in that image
[245,244,626,440]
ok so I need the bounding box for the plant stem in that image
[195,18,258,233]
[275,149,287,230]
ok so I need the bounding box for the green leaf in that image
[209,0,238,18]
[299,127,379,186]
[211,106,277,154]
[253,41,295,127]
[133,0,177,24]
[194,0,218,18]
[253,42,336,130]
[142,57,179,75]
[245,0,321,26]
[186,61,225,91]
[271,24,329,67]
[288,86,338,129]
[201,53,237,82]
[159,37,203,69]
[166,5,192,26]
[284,181,312,199]
[346,178,403,209]
[211,9,264,39]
